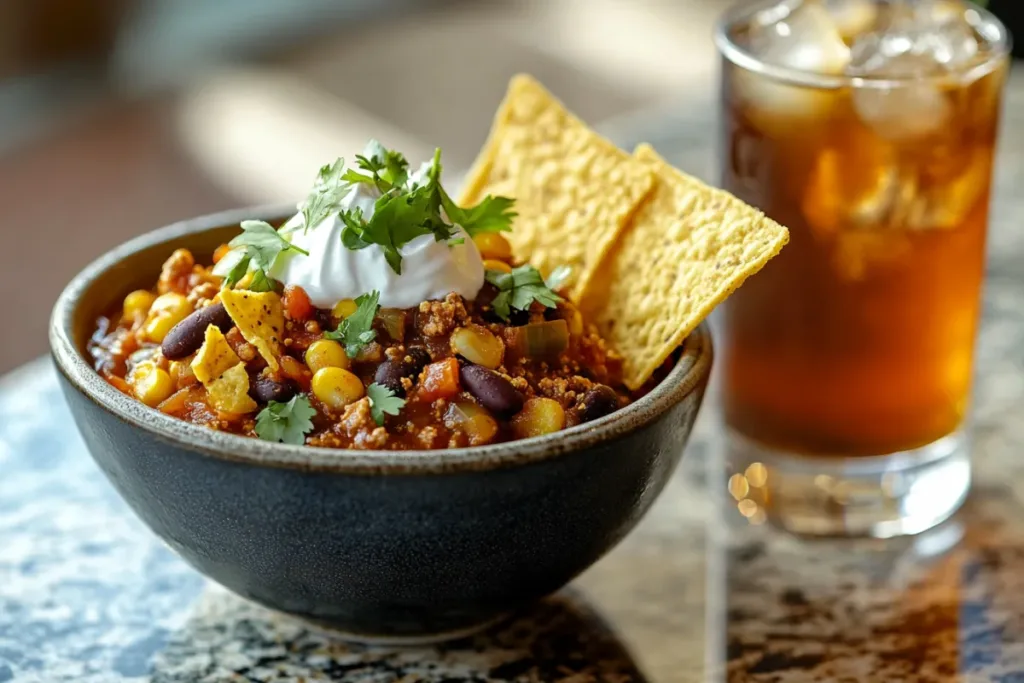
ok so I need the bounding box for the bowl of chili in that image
[50,206,712,642]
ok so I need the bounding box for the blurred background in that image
[0,0,724,375]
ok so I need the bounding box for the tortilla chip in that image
[582,144,789,390]
[219,289,284,371]
[191,324,241,385]
[459,74,655,297]
[207,362,258,415]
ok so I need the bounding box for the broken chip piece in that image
[191,324,241,385]
[219,289,285,371]
[206,362,258,415]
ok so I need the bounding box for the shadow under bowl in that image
[49,205,713,642]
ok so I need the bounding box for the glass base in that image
[723,429,971,538]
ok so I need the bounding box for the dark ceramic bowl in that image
[50,205,712,643]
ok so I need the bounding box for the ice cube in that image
[736,0,850,129]
[905,149,992,231]
[802,125,900,235]
[804,127,990,243]
[825,0,879,44]
[749,0,851,74]
[848,3,981,140]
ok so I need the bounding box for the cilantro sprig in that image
[342,140,410,192]
[300,159,352,232]
[254,394,316,445]
[338,142,515,274]
[485,265,564,321]
[366,382,406,426]
[213,220,309,290]
[324,291,379,357]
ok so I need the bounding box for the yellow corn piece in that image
[332,298,358,319]
[133,366,175,407]
[123,290,156,321]
[305,339,349,373]
[142,293,191,342]
[311,367,364,411]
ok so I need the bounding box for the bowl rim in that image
[50,204,713,476]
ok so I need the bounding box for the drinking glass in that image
[715,0,1011,536]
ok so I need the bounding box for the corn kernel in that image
[332,298,358,319]
[305,339,350,373]
[133,366,175,407]
[482,259,512,274]
[169,360,198,388]
[445,402,498,446]
[311,367,364,411]
[451,325,504,369]
[473,233,513,261]
[512,398,566,439]
[122,290,156,321]
[143,293,192,343]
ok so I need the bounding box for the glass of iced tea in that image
[715,0,1010,536]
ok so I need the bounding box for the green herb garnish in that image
[338,143,515,274]
[300,159,352,232]
[485,265,564,321]
[366,382,406,426]
[342,140,410,192]
[213,220,309,290]
[254,394,316,445]
[442,193,516,238]
[324,290,379,357]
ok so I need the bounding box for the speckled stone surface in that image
[3,72,1024,683]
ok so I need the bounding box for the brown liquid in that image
[720,55,1007,456]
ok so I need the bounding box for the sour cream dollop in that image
[270,181,485,309]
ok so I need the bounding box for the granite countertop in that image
[3,73,1024,683]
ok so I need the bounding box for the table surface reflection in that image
[4,75,1024,682]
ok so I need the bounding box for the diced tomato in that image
[282,285,314,322]
[158,387,192,416]
[107,375,131,394]
[416,358,461,402]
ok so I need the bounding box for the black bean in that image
[459,364,524,417]
[161,302,233,360]
[404,347,431,374]
[374,360,408,397]
[579,385,620,423]
[250,377,296,404]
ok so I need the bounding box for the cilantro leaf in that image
[324,291,379,357]
[366,382,406,426]
[485,265,563,321]
[254,394,316,445]
[301,159,353,231]
[218,250,251,288]
[441,191,516,237]
[212,220,308,289]
[336,144,508,275]
[340,140,411,194]
[357,139,410,191]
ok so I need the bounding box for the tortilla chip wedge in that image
[581,144,789,390]
[459,74,655,297]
